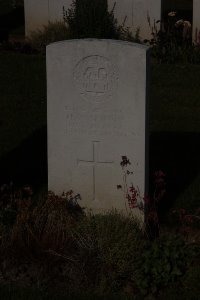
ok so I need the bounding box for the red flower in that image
[129,185,136,193]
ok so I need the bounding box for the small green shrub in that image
[182,261,200,299]
[71,212,144,293]
[8,190,83,252]
[145,12,200,64]
[28,21,70,53]
[134,235,196,295]
[1,186,198,297]
[157,256,200,300]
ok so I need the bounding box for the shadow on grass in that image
[0,126,47,190]
[150,132,200,220]
[0,285,131,300]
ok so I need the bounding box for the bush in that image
[63,0,119,39]
[182,261,200,299]
[146,12,200,64]
[134,235,197,296]
[157,256,200,300]
[63,0,139,42]
[1,187,198,297]
[0,187,145,294]
[71,212,144,293]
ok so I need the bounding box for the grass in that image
[149,63,200,216]
[0,51,46,155]
[150,63,200,132]
[0,51,46,187]
[0,193,199,299]
[0,286,136,300]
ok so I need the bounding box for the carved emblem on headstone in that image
[74,55,118,101]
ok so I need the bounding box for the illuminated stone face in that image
[47,39,149,221]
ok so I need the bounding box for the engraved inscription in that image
[74,55,118,101]
[78,141,113,201]
[65,109,134,137]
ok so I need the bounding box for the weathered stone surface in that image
[24,0,71,36]
[108,0,161,40]
[47,39,149,219]
[193,0,200,43]
[24,0,49,36]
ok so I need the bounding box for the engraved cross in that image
[77,141,113,201]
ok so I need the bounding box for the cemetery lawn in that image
[0,51,46,157]
[150,63,200,132]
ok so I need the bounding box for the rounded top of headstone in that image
[46,38,149,52]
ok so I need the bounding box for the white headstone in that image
[49,0,71,23]
[193,0,200,43]
[24,0,49,36]
[108,0,161,41]
[24,0,72,36]
[47,39,149,218]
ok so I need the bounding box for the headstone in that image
[47,39,149,220]
[49,0,71,23]
[24,0,72,36]
[24,0,49,36]
[108,0,161,41]
[193,0,200,43]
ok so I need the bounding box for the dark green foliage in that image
[63,0,120,39]
[182,262,200,299]
[134,235,196,295]
[157,256,200,300]
[150,36,200,64]
[72,213,144,293]
[0,187,199,298]
[0,285,136,300]
[146,15,200,64]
